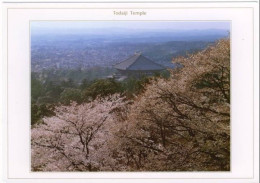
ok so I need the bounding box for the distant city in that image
[31,22,229,72]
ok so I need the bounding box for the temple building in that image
[113,53,165,80]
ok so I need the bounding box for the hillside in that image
[31,38,230,171]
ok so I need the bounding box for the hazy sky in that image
[31,21,230,32]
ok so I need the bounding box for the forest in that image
[31,39,230,171]
[31,69,168,125]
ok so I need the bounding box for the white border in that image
[1,1,259,183]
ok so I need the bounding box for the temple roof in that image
[114,53,165,71]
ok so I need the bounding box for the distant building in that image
[113,53,165,81]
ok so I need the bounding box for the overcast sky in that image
[31,21,230,33]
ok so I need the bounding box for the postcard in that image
[1,1,259,183]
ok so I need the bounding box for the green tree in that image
[31,103,55,125]
[83,79,122,100]
[121,76,150,98]
[60,88,83,105]
[44,81,64,100]
[80,79,92,90]
[31,78,44,101]
[61,78,75,88]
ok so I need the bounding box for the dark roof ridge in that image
[114,53,165,71]
[139,55,166,69]
[126,53,142,69]
[113,53,139,66]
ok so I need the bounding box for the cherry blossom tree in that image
[31,94,129,171]
[116,39,230,171]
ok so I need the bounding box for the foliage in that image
[31,103,55,125]
[31,39,230,171]
[80,79,92,90]
[31,94,129,171]
[121,76,151,98]
[60,88,83,105]
[83,79,122,100]
[114,39,230,171]
[31,78,44,102]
